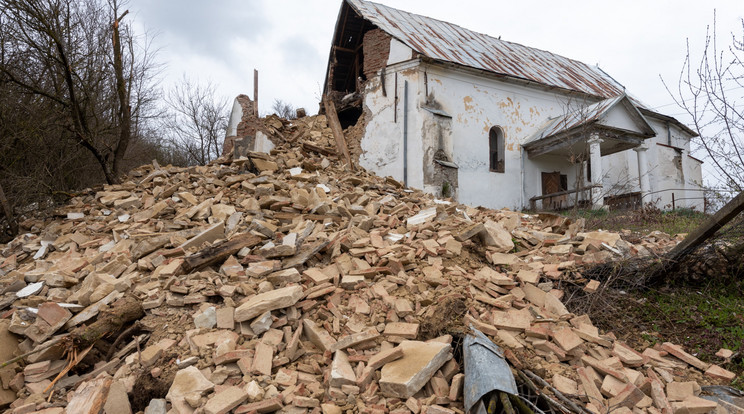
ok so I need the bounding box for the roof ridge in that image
[350,0,619,91]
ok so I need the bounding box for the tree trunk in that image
[111,8,131,178]
[0,182,18,239]
[68,295,143,350]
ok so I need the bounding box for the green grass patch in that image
[629,282,744,388]
[563,207,709,236]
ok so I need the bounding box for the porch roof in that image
[523,95,655,159]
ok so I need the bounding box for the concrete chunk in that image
[234,285,303,322]
[379,340,451,399]
[180,221,225,250]
[330,350,356,388]
[303,319,337,352]
[671,396,718,414]
[661,342,710,371]
[203,385,249,414]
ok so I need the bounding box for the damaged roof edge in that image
[321,0,352,97]
[346,0,626,98]
[639,107,699,138]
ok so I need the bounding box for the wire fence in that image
[639,187,739,214]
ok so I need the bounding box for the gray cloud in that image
[280,35,323,70]
[132,0,270,62]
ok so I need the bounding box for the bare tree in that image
[0,0,153,184]
[163,77,228,165]
[271,99,297,120]
[663,12,744,192]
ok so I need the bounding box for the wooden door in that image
[542,172,561,195]
[541,172,567,210]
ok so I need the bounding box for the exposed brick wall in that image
[222,94,258,156]
[235,95,257,138]
[363,29,391,77]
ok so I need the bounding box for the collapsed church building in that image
[315,0,705,211]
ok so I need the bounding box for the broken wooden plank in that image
[183,233,263,272]
[322,95,354,171]
[666,190,744,264]
[281,239,331,270]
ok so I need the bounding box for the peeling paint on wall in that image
[356,61,702,211]
[463,96,474,111]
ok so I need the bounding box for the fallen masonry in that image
[0,113,737,414]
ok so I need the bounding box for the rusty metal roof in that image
[346,0,626,98]
[525,94,655,145]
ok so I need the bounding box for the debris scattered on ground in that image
[0,115,736,414]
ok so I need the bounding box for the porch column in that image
[679,148,689,208]
[588,133,604,209]
[633,144,650,206]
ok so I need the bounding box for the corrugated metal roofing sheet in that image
[347,0,626,98]
[525,94,655,145]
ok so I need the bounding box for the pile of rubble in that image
[0,117,738,414]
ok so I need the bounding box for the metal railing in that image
[528,185,601,211]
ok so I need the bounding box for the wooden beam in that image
[183,233,262,272]
[525,134,584,159]
[665,190,744,264]
[0,182,17,238]
[333,45,355,54]
[253,69,259,116]
[322,95,355,171]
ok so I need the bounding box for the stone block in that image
[661,342,710,371]
[180,221,225,251]
[704,364,736,383]
[383,322,419,339]
[330,350,356,388]
[302,319,337,352]
[251,342,273,376]
[103,380,132,414]
[379,340,451,399]
[203,385,249,414]
[332,328,380,352]
[552,327,584,352]
[671,396,717,414]
[216,307,235,330]
[608,383,645,409]
[234,285,304,322]
[552,374,578,395]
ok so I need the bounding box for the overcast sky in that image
[129,0,742,114]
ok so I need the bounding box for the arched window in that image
[489,126,505,173]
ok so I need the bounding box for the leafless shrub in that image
[271,99,297,120]
[162,77,228,166]
[663,12,744,193]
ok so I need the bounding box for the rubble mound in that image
[0,139,738,414]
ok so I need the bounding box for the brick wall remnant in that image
[222,95,258,157]
[363,29,392,78]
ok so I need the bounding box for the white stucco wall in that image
[603,117,704,210]
[359,61,426,190]
[226,98,244,137]
[358,38,703,211]
[254,131,275,154]
[416,64,597,210]
[387,39,412,66]
[361,57,609,210]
